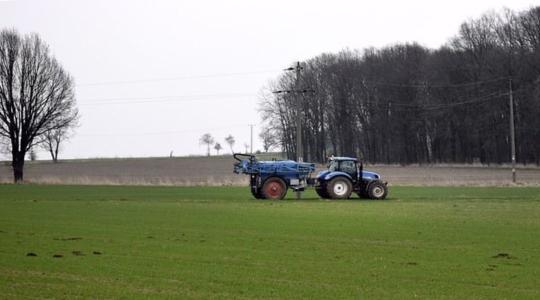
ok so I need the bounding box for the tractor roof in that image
[329,156,358,162]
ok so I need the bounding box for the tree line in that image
[260,7,540,164]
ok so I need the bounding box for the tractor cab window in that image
[340,160,356,175]
[328,160,339,172]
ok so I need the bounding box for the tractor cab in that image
[327,157,361,182]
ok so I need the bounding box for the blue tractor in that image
[233,154,388,200]
[314,156,388,200]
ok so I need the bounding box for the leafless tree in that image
[243,143,249,154]
[0,29,78,182]
[214,142,222,155]
[259,127,279,152]
[40,124,75,162]
[199,133,214,156]
[224,134,235,154]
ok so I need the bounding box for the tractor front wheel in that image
[326,177,352,199]
[262,177,287,200]
[367,180,388,200]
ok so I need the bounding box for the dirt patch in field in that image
[492,253,516,259]
[53,237,83,241]
[0,156,539,186]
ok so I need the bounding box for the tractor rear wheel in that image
[262,177,287,200]
[367,180,388,200]
[326,177,352,199]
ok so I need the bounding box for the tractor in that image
[314,156,388,200]
[233,153,388,200]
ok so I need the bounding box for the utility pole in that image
[273,61,314,199]
[294,62,303,162]
[273,62,309,162]
[249,124,254,154]
[509,78,516,183]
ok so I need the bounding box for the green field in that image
[0,185,539,299]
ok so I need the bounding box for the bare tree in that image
[259,127,279,152]
[199,133,214,156]
[224,134,235,154]
[214,142,222,155]
[243,143,249,154]
[0,29,78,182]
[40,124,75,162]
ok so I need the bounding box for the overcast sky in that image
[0,0,537,159]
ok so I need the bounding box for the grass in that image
[0,185,539,299]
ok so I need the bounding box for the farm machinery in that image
[233,153,388,200]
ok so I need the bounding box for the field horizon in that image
[1,155,540,187]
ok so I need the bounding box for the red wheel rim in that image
[265,181,283,199]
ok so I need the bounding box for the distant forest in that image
[260,7,540,164]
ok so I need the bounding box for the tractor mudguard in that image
[321,171,353,182]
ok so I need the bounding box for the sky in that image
[0,0,537,159]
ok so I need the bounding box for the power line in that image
[420,88,525,114]
[421,91,510,110]
[359,77,511,88]
[78,87,507,107]
[78,93,256,106]
[79,92,254,102]
[274,90,511,113]
[78,124,249,137]
[380,90,523,119]
[76,69,281,87]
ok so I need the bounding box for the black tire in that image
[250,186,265,199]
[326,177,353,199]
[315,186,329,199]
[261,177,287,200]
[367,180,388,200]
